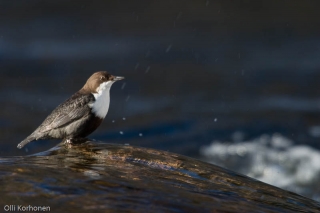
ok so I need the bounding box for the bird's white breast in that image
[89,81,114,119]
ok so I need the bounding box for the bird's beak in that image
[113,76,125,81]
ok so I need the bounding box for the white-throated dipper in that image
[17,71,124,149]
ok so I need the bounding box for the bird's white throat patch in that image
[89,81,114,118]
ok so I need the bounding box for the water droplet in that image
[112,120,115,123]
[121,82,126,90]
[120,131,124,135]
[126,96,130,102]
[145,66,150,73]
[214,118,218,122]
[123,117,126,121]
[135,63,139,70]
[139,133,143,137]
[166,44,172,53]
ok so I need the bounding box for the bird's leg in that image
[64,138,72,145]
[63,137,88,145]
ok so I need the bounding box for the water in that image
[201,133,320,201]
[2,39,320,202]
[1,0,320,204]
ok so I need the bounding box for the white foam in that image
[200,133,320,201]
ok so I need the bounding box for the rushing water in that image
[1,0,320,205]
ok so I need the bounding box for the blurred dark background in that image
[0,0,320,151]
[1,1,320,162]
[3,0,320,201]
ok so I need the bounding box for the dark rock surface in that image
[0,141,319,213]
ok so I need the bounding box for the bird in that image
[17,71,124,149]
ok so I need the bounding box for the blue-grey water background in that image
[1,0,320,201]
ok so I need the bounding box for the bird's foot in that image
[63,137,88,148]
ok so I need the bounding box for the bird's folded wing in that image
[39,93,94,132]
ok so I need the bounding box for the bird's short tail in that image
[17,136,36,149]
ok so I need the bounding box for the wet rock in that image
[0,141,319,213]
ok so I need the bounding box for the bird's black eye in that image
[100,76,105,80]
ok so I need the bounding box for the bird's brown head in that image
[81,71,124,93]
